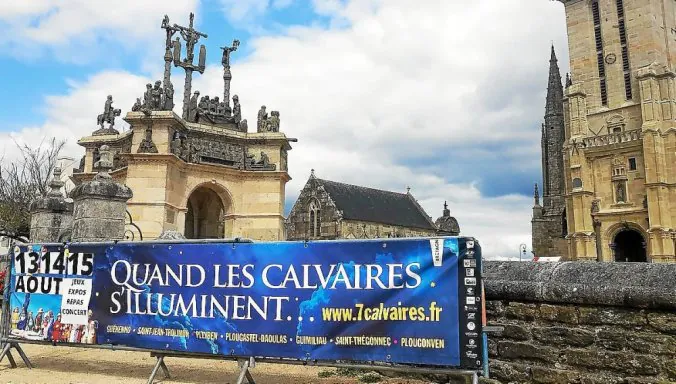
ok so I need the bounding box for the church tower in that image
[553,0,676,262]
[532,46,569,259]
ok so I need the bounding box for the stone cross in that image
[172,12,208,120]
[221,39,239,108]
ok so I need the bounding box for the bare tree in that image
[0,138,66,241]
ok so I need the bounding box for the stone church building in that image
[533,0,676,263]
[71,13,294,241]
[285,171,460,240]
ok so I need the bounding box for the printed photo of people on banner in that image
[10,293,98,344]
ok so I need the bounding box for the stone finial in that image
[310,169,315,178]
[48,167,65,197]
[406,186,411,194]
[93,145,114,180]
[534,183,540,206]
[442,201,450,217]
[29,166,74,242]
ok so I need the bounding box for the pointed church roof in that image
[314,177,438,231]
[545,45,564,118]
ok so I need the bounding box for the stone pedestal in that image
[70,145,133,242]
[29,168,73,243]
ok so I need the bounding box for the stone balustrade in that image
[582,129,641,148]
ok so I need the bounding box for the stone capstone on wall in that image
[483,261,676,383]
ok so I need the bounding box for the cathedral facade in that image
[534,0,676,263]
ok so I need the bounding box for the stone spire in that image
[541,45,566,204]
[545,45,564,119]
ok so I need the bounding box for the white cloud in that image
[1,71,150,163]
[0,0,199,62]
[4,0,569,258]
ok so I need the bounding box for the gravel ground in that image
[0,344,431,384]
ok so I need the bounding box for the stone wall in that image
[483,261,676,384]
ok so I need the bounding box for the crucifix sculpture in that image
[220,39,239,108]
[171,12,208,120]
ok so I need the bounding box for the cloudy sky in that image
[0,0,569,259]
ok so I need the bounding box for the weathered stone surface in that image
[530,366,578,384]
[595,328,627,351]
[485,300,505,318]
[563,349,661,376]
[664,359,676,379]
[71,179,133,200]
[504,302,537,321]
[578,307,647,326]
[538,304,578,324]
[647,312,676,335]
[500,324,531,341]
[531,327,594,347]
[484,261,676,310]
[489,360,530,383]
[628,332,676,355]
[498,341,557,362]
[488,338,499,358]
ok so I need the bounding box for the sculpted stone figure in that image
[238,119,248,132]
[232,95,241,124]
[266,111,280,132]
[163,82,174,110]
[257,105,267,132]
[220,39,240,68]
[170,132,182,156]
[616,183,626,203]
[189,144,201,163]
[95,95,121,134]
[137,126,158,153]
[257,151,270,166]
[143,83,153,109]
[188,91,200,122]
[151,81,163,109]
[132,98,143,112]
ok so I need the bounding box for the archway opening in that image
[184,186,228,239]
[613,229,646,262]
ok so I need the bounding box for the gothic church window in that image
[308,200,321,237]
[591,1,608,106]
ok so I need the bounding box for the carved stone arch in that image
[606,222,648,262]
[183,181,233,239]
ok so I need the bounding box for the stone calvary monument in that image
[67,12,294,241]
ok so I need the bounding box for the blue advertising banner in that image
[7,237,483,369]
